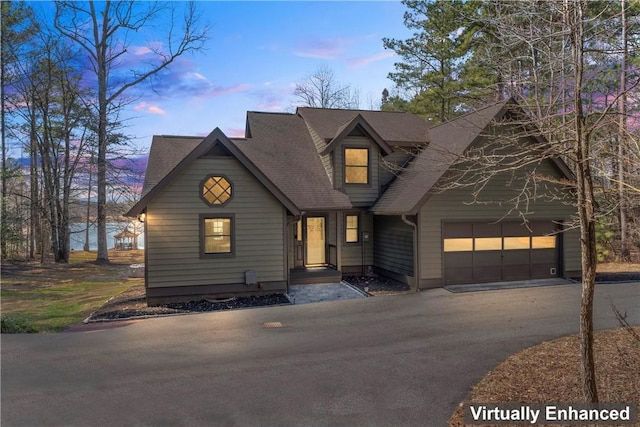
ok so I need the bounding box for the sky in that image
[27,1,413,153]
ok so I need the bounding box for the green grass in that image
[1,280,134,332]
[1,250,144,333]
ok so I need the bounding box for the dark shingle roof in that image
[140,135,204,198]
[297,107,430,146]
[235,112,352,211]
[371,100,511,215]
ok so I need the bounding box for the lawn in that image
[1,250,144,333]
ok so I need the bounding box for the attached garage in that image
[443,221,560,285]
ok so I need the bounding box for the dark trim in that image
[199,213,235,258]
[199,174,233,207]
[146,281,288,306]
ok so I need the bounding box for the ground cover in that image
[449,327,640,427]
[1,250,144,332]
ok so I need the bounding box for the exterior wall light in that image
[138,212,146,223]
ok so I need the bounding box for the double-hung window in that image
[200,214,234,256]
[344,148,369,184]
[345,214,359,243]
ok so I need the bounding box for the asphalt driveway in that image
[2,282,639,427]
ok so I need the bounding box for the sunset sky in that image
[27,1,412,152]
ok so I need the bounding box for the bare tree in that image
[1,1,38,259]
[54,1,207,263]
[428,0,640,402]
[9,30,94,262]
[293,64,360,109]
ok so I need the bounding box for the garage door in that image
[443,221,559,285]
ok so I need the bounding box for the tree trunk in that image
[569,0,598,403]
[95,1,109,264]
[618,0,629,262]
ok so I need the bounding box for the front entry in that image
[305,217,326,266]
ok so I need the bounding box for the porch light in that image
[138,212,146,223]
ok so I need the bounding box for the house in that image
[126,99,581,305]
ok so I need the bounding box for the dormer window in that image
[344,148,369,184]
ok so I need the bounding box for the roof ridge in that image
[297,106,411,114]
[247,111,296,117]
[430,99,511,130]
[157,134,204,139]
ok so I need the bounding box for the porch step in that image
[290,268,342,285]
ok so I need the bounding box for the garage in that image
[443,221,559,285]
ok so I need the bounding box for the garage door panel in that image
[474,223,501,237]
[474,251,502,266]
[503,265,531,280]
[444,267,473,285]
[502,222,530,237]
[531,263,555,278]
[532,249,556,263]
[444,251,472,264]
[503,250,530,265]
[443,222,473,238]
[530,221,557,235]
[473,266,501,282]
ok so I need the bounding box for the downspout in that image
[401,214,420,292]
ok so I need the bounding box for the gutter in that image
[401,214,420,292]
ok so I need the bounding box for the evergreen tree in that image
[383,0,491,123]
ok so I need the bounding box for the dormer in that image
[297,107,431,207]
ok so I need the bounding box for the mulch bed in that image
[88,286,291,321]
[448,327,640,427]
[87,274,409,322]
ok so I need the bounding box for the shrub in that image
[1,315,38,333]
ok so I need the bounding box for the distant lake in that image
[70,222,145,251]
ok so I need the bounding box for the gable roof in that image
[297,107,430,147]
[236,112,352,211]
[371,99,535,215]
[125,128,300,217]
[319,113,393,156]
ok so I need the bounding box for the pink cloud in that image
[348,51,396,68]
[225,127,246,138]
[294,37,349,60]
[134,102,165,115]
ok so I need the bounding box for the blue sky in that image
[29,1,412,152]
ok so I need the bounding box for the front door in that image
[305,217,326,266]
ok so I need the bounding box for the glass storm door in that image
[305,217,326,266]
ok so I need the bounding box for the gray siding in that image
[373,215,414,277]
[146,156,286,289]
[334,136,380,206]
[340,212,374,268]
[418,159,580,284]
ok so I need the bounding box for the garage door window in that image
[444,235,557,251]
[532,236,556,249]
[503,236,530,250]
[474,237,502,251]
[443,238,473,252]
